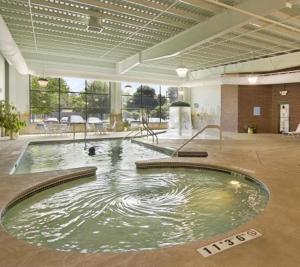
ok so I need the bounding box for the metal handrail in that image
[124,128,140,139]
[171,125,222,157]
[141,123,158,144]
[127,122,158,144]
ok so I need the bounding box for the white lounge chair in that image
[283,123,300,136]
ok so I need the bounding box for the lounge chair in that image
[283,123,300,136]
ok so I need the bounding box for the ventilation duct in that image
[0,15,28,75]
[87,16,103,33]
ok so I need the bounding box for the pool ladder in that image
[124,122,158,144]
[172,125,222,157]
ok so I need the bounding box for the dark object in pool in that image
[88,147,96,156]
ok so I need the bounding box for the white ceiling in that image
[1,0,300,84]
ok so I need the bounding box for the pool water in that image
[3,140,269,253]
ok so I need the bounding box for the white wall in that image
[190,85,221,129]
[9,65,29,114]
[0,53,5,101]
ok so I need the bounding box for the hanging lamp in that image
[38,71,48,87]
[176,56,188,78]
[176,65,189,78]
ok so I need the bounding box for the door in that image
[279,104,289,133]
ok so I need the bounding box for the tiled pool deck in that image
[0,132,300,267]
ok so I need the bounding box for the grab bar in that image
[172,125,222,157]
[128,122,158,144]
[141,123,158,144]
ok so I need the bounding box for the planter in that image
[0,101,25,138]
[247,128,255,134]
[9,131,19,140]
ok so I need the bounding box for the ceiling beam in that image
[141,0,293,62]
[0,15,28,74]
[117,0,291,74]
[26,58,179,85]
[117,53,141,74]
[188,51,300,82]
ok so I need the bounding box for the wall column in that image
[0,53,5,137]
[110,82,122,130]
[183,87,191,103]
[221,85,239,132]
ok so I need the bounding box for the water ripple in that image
[3,140,269,253]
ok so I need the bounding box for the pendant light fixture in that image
[38,70,48,87]
[176,56,188,78]
[176,65,189,78]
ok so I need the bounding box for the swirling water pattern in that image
[3,140,269,253]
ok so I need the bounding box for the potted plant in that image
[244,123,257,134]
[123,120,130,131]
[0,101,26,139]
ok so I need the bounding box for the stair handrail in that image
[142,122,158,144]
[171,125,222,157]
[126,122,158,144]
[124,126,141,139]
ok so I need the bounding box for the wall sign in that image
[253,106,261,116]
[197,229,262,257]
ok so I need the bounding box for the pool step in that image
[177,151,208,157]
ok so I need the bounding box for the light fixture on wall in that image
[280,84,288,96]
[125,84,132,89]
[248,75,258,84]
[280,90,288,96]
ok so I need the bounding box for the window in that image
[30,76,111,123]
[30,76,59,123]
[121,83,178,123]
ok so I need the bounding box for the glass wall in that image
[121,82,178,124]
[30,76,110,123]
[30,76,60,123]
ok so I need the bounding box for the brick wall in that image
[221,83,300,133]
[238,85,273,133]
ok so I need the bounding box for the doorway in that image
[279,103,289,133]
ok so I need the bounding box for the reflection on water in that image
[5,140,269,253]
[108,141,123,166]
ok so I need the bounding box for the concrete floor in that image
[0,132,300,267]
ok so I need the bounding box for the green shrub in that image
[0,101,26,137]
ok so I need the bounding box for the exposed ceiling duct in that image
[0,15,28,75]
[181,69,300,87]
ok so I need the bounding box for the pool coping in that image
[0,135,300,266]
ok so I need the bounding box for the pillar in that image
[110,82,123,131]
